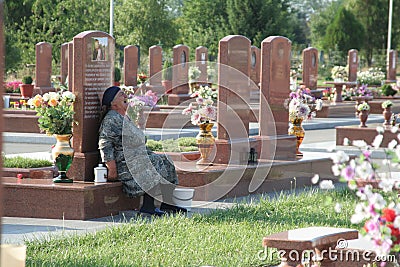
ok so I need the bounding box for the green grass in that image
[26,188,359,267]
[3,155,52,168]
[147,137,198,152]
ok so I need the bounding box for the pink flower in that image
[341,165,355,180]
[17,173,23,179]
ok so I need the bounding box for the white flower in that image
[376,126,385,134]
[331,165,341,176]
[388,139,398,149]
[343,138,350,146]
[319,180,335,190]
[311,174,319,184]
[353,140,368,149]
[331,151,349,164]
[62,91,76,102]
[372,134,383,149]
[369,193,387,210]
[378,179,395,192]
[355,161,374,180]
[391,126,399,133]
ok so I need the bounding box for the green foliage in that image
[162,59,173,80]
[114,0,179,54]
[347,0,400,66]
[3,155,52,168]
[146,137,198,152]
[22,76,33,84]
[380,84,397,97]
[114,67,121,82]
[323,6,365,53]
[25,188,358,266]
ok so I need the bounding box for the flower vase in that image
[52,134,74,183]
[383,107,392,126]
[359,110,369,128]
[196,122,215,165]
[288,117,305,157]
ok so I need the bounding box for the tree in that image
[347,0,400,66]
[309,0,345,50]
[114,0,179,55]
[323,6,365,57]
[178,0,227,59]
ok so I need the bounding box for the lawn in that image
[26,188,359,267]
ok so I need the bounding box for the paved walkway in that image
[1,114,385,244]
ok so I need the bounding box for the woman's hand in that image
[105,160,118,181]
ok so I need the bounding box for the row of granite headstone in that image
[30,30,397,181]
[36,36,398,98]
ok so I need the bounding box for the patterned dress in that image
[99,110,178,198]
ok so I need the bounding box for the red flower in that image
[387,224,400,244]
[17,173,23,179]
[382,208,397,222]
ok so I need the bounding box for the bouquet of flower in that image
[285,86,323,121]
[331,66,348,81]
[5,80,22,93]
[354,84,373,97]
[191,85,217,103]
[382,100,393,109]
[137,72,148,84]
[182,88,216,125]
[28,91,76,135]
[357,68,385,86]
[357,102,370,111]
[331,128,400,257]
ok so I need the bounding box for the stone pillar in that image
[60,43,69,85]
[387,50,398,82]
[214,35,255,164]
[168,44,190,105]
[147,45,165,95]
[302,47,318,89]
[67,42,73,90]
[68,31,115,181]
[123,45,138,87]
[255,36,296,160]
[172,44,189,94]
[348,49,358,83]
[195,46,208,84]
[35,42,54,94]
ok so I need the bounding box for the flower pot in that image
[19,84,34,98]
[172,188,195,212]
[196,122,215,165]
[288,117,305,157]
[383,107,392,126]
[52,134,74,183]
[359,110,369,128]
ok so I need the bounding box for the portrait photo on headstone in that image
[92,37,107,61]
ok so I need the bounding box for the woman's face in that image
[111,90,128,111]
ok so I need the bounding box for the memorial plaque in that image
[250,46,260,86]
[172,45,189,94]
[68,31,114,181]
[388,50,397,81]
[195,46,208,83]
[124,45,138,86]
[35,42,53,93]
[60,43,69,85]
[348,49,358,82]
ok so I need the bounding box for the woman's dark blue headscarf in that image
[102,86,121,107]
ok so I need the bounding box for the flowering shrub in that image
[382,100,393,109]
[28,91,76,135]
[357,102,370,111]
[182,86,216,125]
[284,86,323,121]
[331,128,400,257]
[5,80,22,93]
[357,68,385,86]
[331,65,348,80]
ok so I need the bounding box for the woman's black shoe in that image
[139,207,166,217]
[160,203,188,214]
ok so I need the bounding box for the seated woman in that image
[98,86,186,216]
